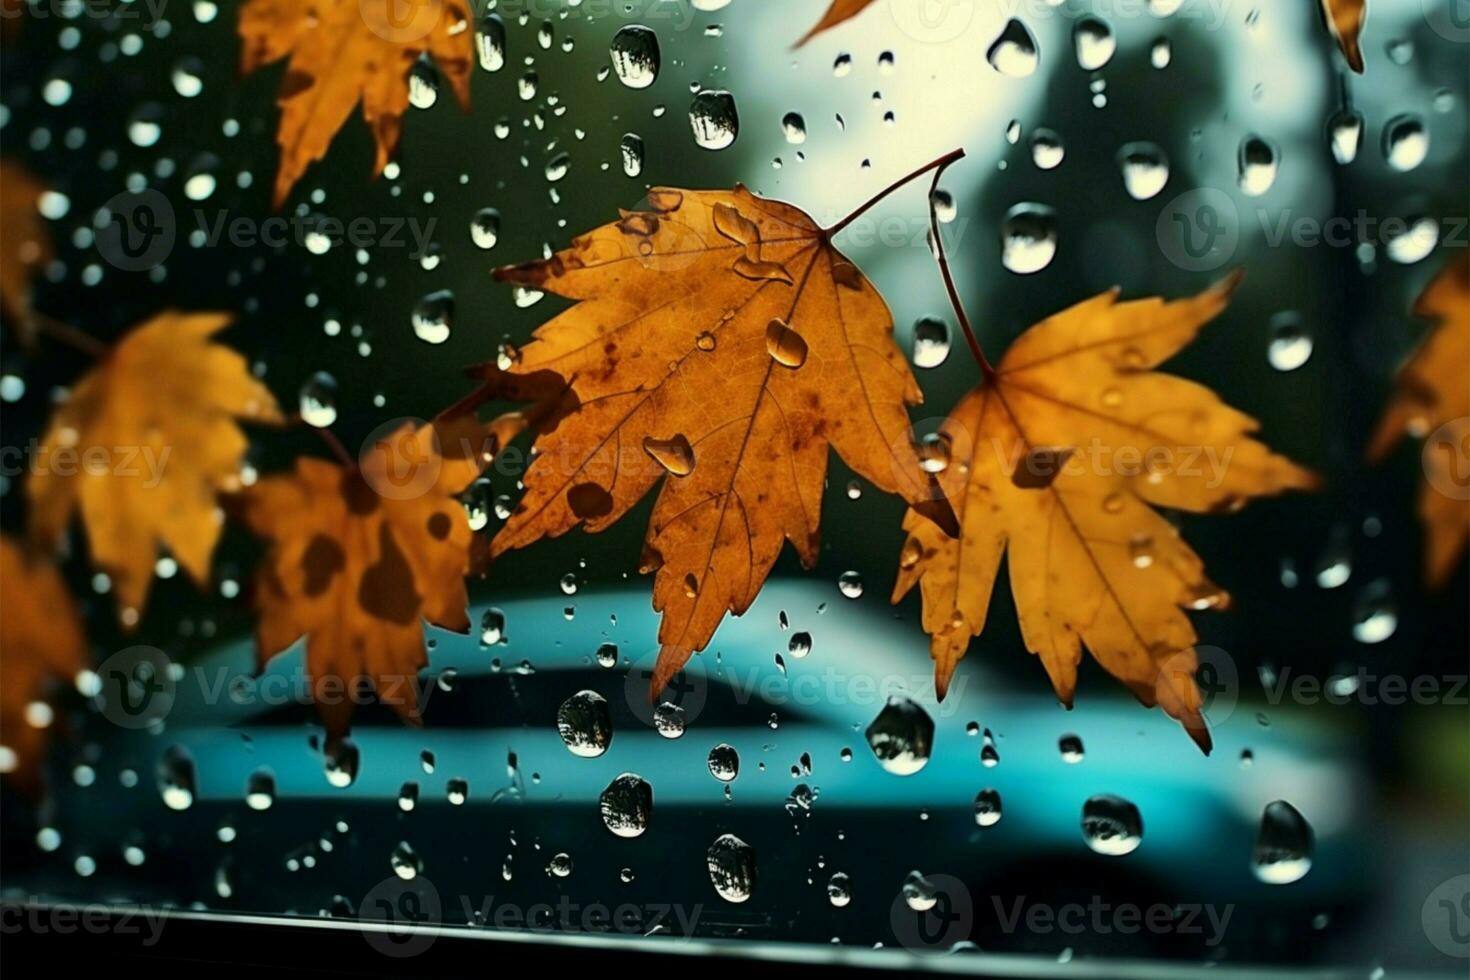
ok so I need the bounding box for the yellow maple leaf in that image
[1319,0,1366,72]
[486,184,954,696]
[892,274,1319,752]
[27,312,282,627]
[0,537,87,793]
[239,413,525,742]
[239,0,474,207]
[1369,252,1469,588]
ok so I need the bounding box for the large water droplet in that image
[1238,135,1279,197]
[1382,114,1429,172]
[707,833,756,903]
[600,773,653,838]
[610,25,660,89]
[557,690,612,757]
[689,90,739,150]
[708,743,739,781]
[911,316,951,369]
[298,372,338,428]
[1252,800,1313,883]
[158,745,196,811]
[476,13,506,72]
[865,696,934,775]
[1074,17,1116,70]
[643,434,695,476]
[1117,142,1169,201]
[1267,311,1314,372]
[974,788,1002,826]
[1082,794,1143,855]
[1001,204,1057,274]
[987,19,1039,77]
[412,289,454,345]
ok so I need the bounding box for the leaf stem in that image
[825,148,967,238]
[34,313,107,358]
[924,156,996,380]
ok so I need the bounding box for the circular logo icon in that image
[94,645,175,729]
[94,189,175,272]
[1155,187,1239,272]
[889,0,976,44]
[359,875,441,958]
[1423,417,1470,502]
[359,417,442,501]
[1423,0,1470,45]
[1422,874,1470,959]
[360,0,443,44]
[889,872,973,952]
[623,648,708,729]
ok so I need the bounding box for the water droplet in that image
[245,768,275,810]
[596,642,619,668]
[1059,733,1085,763]
[480,607,507,646]
[408,57,439,109]
[974,788,1002,826]
[911,316,951,368]
[707,833,755,903]
[1074,17,1116,70]
[391,840,422,880]
[689,90,739,150]
[643,434,695,476]
[865,696,934,775]
[298,372,338,428]
[1383,114,1428,172]
[787,631,812,659]
[620,133,645,178]
[1238,135,1279,197]
[987,19,1039,78]
[1117,142,1169,201]
[158,745,196,811]
[547,852,574,878]
[765,317,808,368]
[826,871,852,907]
[1082,794,1143,855]
[1351,579,1397,644]
[1267,312,1314,371]
[1001,204,1057,274]
[544,152,570,183]
[610,24,661,89]
[412,289,454,344]
[470,208,500,249]
[1252,800,1313,883]
[837,570,864,599]
[599,773,653,838]
[902,870,940,910]
[654,701,686,739]
[447,777,468,805]
[781,112,807,145]
[705,743,741,783]
[1327,107,1363,164]
[1031,128,1065,170]
[557,690,612,757]
[476,13,506,72]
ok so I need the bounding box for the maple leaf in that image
[0,159,55,347]
[891,274,1319,753]
[239,0,473,208]
[796,0,878,46]
[238,413,526,743]
[0,537,87,793]
[1369,252,1469,588]
[1319,0,1366,72]
[27,312,282,627]
[487,184,955,696]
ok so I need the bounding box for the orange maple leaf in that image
[27,312,282,627]
[796,0,878,46]
[892,274,1319,753]
[1319,0,1366,72]
[239,0,473,208]
[1369,252,1469,588]
[238,413,526,743]
[0,537,87,793]
[486,184,955,696]
[0,159,54,347]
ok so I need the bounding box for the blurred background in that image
[0,0,1466,973]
